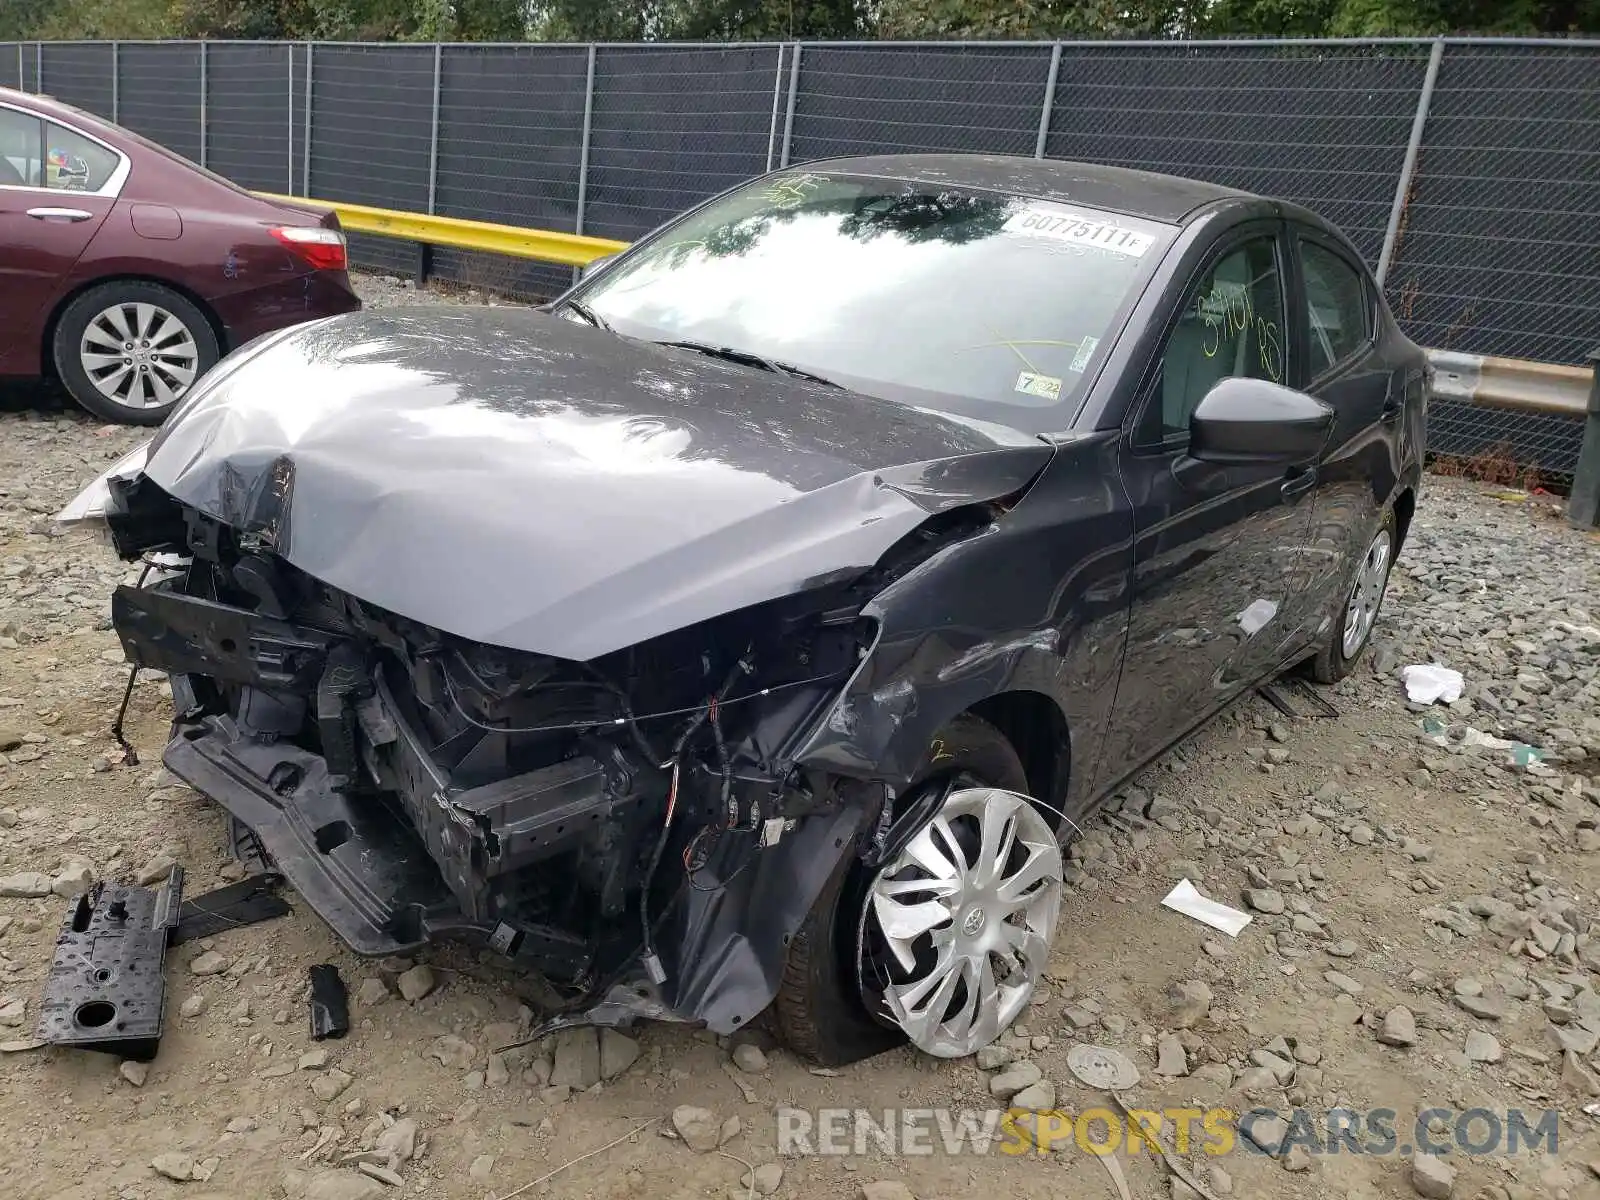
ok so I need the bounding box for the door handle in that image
[1380,397,1403,424]
[26,207,94,222]
[1281,466,1317,501]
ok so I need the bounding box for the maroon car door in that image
[0,105,120,375]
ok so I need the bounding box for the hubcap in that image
[80,302,198,410]
[864,787,1063,1058]
[1342,526,1393,658]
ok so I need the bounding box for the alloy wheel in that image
[863,787,1062,1058]
[80,302,200,411]
[1341,525,1393,658]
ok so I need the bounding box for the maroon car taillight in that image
[270,226,348,272]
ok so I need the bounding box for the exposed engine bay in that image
[99,470,1008,1034]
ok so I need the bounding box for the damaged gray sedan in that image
[60,155,1425,1064]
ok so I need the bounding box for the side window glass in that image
[1301,240,1371,377]
[0,109,43,187]
[44,122,120,193]
[1145,235,1285,444]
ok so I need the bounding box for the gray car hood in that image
[143,305,1053,661]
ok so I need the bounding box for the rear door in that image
[1288,226,1400,627]
[1100,221,1319,776]
[0,103,122,376]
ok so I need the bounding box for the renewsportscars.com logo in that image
[774,1106,1561,1158]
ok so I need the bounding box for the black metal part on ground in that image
[1256,676,1340,720]
[170,875,292,947]
[35,871,184,1062]
[228,813,275,875]
[308,964,351,1041]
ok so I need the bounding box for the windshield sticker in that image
[1069,337,1099,374]
[1015,372,1062,401]
[1004,207,1154,257]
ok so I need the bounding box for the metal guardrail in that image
[269,192,1600,529]
[256,192,627,268]
[1426,349,1593,417]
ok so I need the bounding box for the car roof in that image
[799,153,1258,225]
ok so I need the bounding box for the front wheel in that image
[1310,508,1397,683]
[773,714,1064,1064]
[53,282,220,425]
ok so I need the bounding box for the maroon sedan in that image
[0,87,360,424]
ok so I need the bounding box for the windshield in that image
[572,171,1173,430]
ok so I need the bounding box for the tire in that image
[52,281,220,426]
[773,713,1033,1066]
[1310,508,1398,684]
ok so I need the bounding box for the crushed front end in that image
[98,474,887,1032]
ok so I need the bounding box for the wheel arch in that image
[966,689,1071,815]
[1392,485,1417,554]
[40,273,227,380]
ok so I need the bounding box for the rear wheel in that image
[53,282,219,426]
[773,714,1063,1065]
[1310,508,1397,683]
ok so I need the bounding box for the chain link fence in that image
[3,35,1596,472]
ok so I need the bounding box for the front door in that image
[0,105,118,376]
[1098,224,1319,777]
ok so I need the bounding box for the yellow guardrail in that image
[255,192,629,268]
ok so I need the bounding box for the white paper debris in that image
[1160,878,1253,937]
[1235,598,1278,636]
[1401,663,1464,705]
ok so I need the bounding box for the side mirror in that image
[1189,378,1333,466]
[577,253,615,282]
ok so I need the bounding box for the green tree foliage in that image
[5,0,1595,44]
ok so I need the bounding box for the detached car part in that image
[35,872,184,1062]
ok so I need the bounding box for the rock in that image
[355,977,390,1007]
[189,950,229,976]
[671,1105,721,1153]
[1243,888,1285,914]
[0,872,51,897]
[469,1155,495,1183]
[428,1035,476,1071]
[1154,1034,1188,1077]
[1561,1051,1600,1096]
[0,996,24,1027]
[742,1162,784,1196]
[551,1027,601,1089]
[1410,1152,1456,1198]
[1010,1079,1056,1110]
[1242,1113,1289,1156]
[730,1041,768,1074]
[600,1028,642,1079]
[395,964,435,1002]
[136,853,178,885]
[304,1171,384,1200]
[1324,970,1363,995]
[1377,1006,1418,1047]
[486,1052,510,1087]
[1348,823,1375,845]
[1326,939,1357,958]
[311,1068,353,1101]
[988,1061,1042,1100]
[357,1164,402,1188]
[1464,1031,1502,1062]
[375,1117,418,1165]
[1165,979,1213,1028]
[119,1059,148,1087]
[299,1048,330,1070]
[1249,1048,1295,1084]
[1282,1144,1314,1172]
[976,1044,1014,1070]
[49,863,94,897]
[0,731,21,753]
[1453,991,1506,1021]
[180,993,206,1018]
[152,1153,195,1181]
[858,1185,916,1200]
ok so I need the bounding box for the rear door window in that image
[44,122,121,193]
[1300,239,1373,378]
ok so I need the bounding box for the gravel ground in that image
[1,275,1599,1200]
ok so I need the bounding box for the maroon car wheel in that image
[53,281,220,426]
